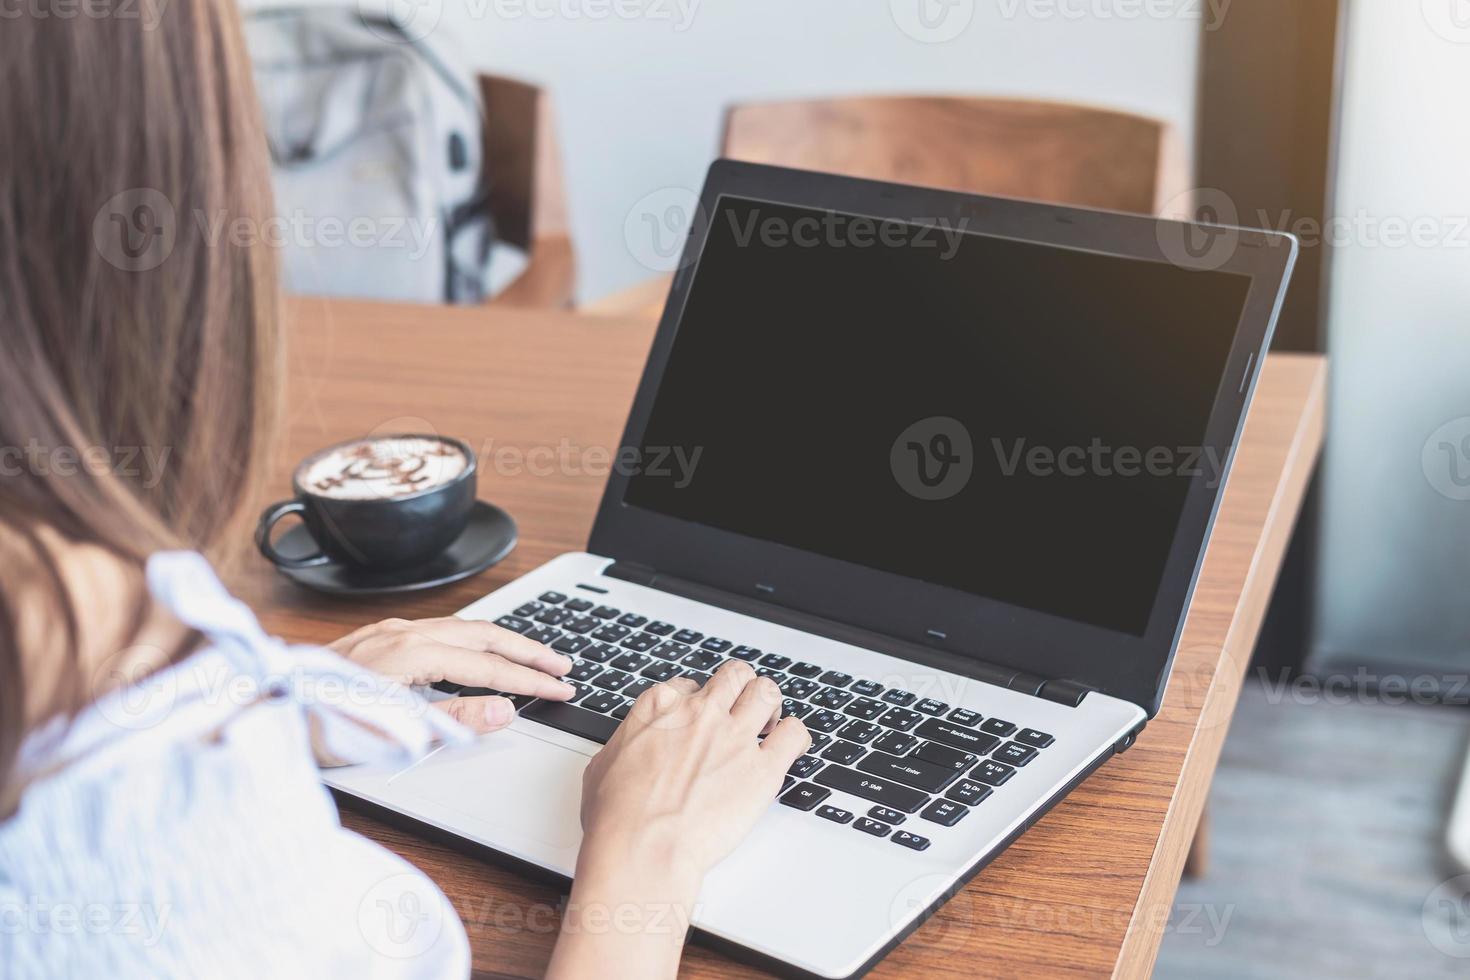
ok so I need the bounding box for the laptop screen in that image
[623,195,1253,637]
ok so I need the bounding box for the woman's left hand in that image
[329,617,575,734]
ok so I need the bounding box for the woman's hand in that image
[547,659,811,980]
[329,617,575,733]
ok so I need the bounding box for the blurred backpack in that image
[245,8,494,303]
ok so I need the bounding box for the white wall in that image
[381,0,1207,301]
[1311,2,1470,675]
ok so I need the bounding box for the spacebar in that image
[520,700,619,745]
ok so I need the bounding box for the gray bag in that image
[245,9,494,303]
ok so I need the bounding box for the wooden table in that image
[230,296,1326,979]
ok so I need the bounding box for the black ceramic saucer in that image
[270,501,517,596]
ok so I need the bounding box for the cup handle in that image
[255,500,330,568]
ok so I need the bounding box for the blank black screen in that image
[625,197,1252,635]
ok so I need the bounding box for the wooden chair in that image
[585,95,1188,318]
[479,74,575,308]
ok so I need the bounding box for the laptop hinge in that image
[604,561,1082,703]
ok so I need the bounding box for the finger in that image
[729,675,782,736]
[664,676,700,696]
[434,695,516,734]
[697,659,757,711]
[393,644,575,700]
[396,618,573,676]
[759,716,811,769]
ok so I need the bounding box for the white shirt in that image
[0,552,471,979]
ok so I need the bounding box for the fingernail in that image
[484,697,515,727]
[556,654,574,672]
[555,681,576,698]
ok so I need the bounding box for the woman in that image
[0,3,808,977]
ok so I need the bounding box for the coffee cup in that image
[256,434,477,571]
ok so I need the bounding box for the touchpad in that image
[388,728,587,854]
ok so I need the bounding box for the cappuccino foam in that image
[300,437,468,500]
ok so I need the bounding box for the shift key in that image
[856,751,962,794]
[814,765,929,813]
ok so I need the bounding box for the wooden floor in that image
[1155,678,1470,978]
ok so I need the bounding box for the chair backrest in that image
[478,74,570,252]
[721,96,1188,216]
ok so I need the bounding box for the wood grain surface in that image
[224,296,1325,979]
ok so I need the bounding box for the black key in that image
[788,755,824,779]
[729,646,762,661]
[779,782,830,812]
[819,671,853,688]
[513,602,543,618]
[872,730,920,755]
[567,661,604,682]
[430,681,465,697]
[535,607,574,626]
[973,759,1016,786]
[837,720,881,744]
[566,681,591,703]
[945,780,993,806]
[620,633,660,653]
[564,597,594,612]
[755,667,787,682]
[591,623,631,642]
[672,629,704,645]
[914,741,977,772]
[868,806,906,825]
[808,731,832,752]
[781,699,813,719]
[782,776,795,794]
[651,641,690,661]
[1016,728,1054,748]
[915,718,1000,755]
[995,741,1038,766]
[811,688,855,710]
[854,818,891,837]
[882,689,917,706]
[680,650,721,672]
[522,698,618,744]
[780,678,819,699]
[645,621,676,636]
[682,670,712,688]
[822,740,866,766]
[592,669,633,691]
[892,831,931,851]
[582,691,624,714]
[920,799,969,827]
[980,717,1017,737]
[815,765,930,812]
[857,751,962,793]
[948,708,982,727]
[816,804,854,824]
[524,626,561,645]
[788,661,823,678]
[844,698,887,721]
[538,591,568,604]
[850,679,884,698]
[622,679,656,700]
[551,635,591,655]
[494,615,533,634]
[878,708,923,731]
[591,605,621,620]
[701,637,732,653]
[611,702,631,720]
[581,643,619,664]
[759,653,792,670]
[563,615,600,634]
[641,662,682,682]
[915,698,949,715]
[458,686,496,698]
[617,613,648,628]
[610,652,652,672]
[807,709,848,733]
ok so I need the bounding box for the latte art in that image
[300,436,468,500]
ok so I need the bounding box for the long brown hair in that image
[0,0,280,793]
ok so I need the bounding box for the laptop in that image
[326,160,1297,978]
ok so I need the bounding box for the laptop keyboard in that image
[433,588,1056,852]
